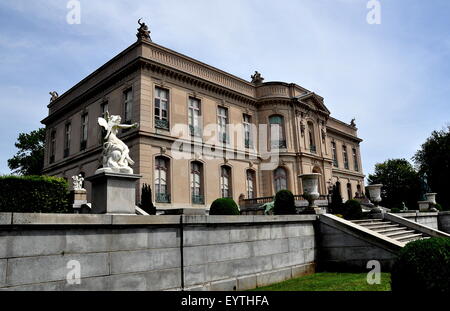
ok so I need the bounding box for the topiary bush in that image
[329,185,344,214]
[391,237,450,293]
[140,183,156,215]
[342,199,363,220]
[209,198,240,215]
[0,175,70,213]
[273,190,296,215]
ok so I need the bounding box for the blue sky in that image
[0,0,449,180]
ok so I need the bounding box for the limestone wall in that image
[0,213,316,291]
[438,212,450,233]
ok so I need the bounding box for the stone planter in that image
[425,193,437,205]
[299,173,321,212]
[418,201,430,212]
[366,184,383,206]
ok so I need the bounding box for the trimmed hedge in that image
[0,175,71,213]
[274,190,296,215]
[209,198,240,215]
[342,199,363,220]
[391,237,450,292]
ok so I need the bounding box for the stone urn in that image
[366,184,383,206]
[299,173,321,212]
[425,193,437,205]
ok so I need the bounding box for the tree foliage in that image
[7,128,46,176]
[413,126,450,210]
[367,159,421,210]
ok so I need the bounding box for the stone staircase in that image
[350,219,429,244]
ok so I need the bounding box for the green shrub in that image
[274,190,296,215]
[0,175,70,213]
[329,185,344,214]
[391,208,401,213]
[209,198,240,215]
[391,238,450,293]
[434,203,443,211]
[342,199,363,220]
[140,183,156,215]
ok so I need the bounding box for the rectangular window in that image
[101,101,109,117]
[50,130,56,164]
[191,162,204,204]
[155,87,169,130]
[80,113,88,151]
[124,89,133,124]
[343,145,349,170]
[188,97,201,137]
[243,114,252,148]
[217,107,229,144]
[332,142,338,167]
[64,123,71,158]
[353,148,359,172]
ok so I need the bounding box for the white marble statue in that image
[97,112,139,174]
[72,174,85,191]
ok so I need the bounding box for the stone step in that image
[351,219,384,224]
[366,224,400,230]
[385,230,416,238]
[396,233,424,242]
[376,227,409,234]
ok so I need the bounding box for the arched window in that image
[220,166,232,198]
[246,170,256,199]
[274,167,288,193]
[356,184,362,198]
[347,183,353,200]
[335,181,342,196]
[155,157,170,203]
[308,122,316,153]
[269,115,286,149]
[191,162,204,204]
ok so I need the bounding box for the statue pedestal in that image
[85,172,142,214]
[71,189,87,214]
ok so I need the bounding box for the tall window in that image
[274,167,288,193]
[188,97,201,137]
[269,115,286,149]
[343,145,349,169]
[50,130,56,164]
[217,107,229,144]
[332,142,338,167]
[191,162,204,204]
[64,123,71,158]
[155,87,169,130]
[80,113,88,151]
[246,170,256,199]
[155,157,170,203]
[124,89,133,124]
[243,114,252,148]
[352,148,359,172]
[220,166,232,198]
[101,101,109,117]
[308,122,316,153]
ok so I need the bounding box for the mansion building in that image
[42,22,365,209]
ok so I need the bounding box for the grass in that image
[251,272,391,291]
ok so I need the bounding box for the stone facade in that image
[41,30,365,209]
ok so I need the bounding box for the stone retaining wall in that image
[0,213,317,291]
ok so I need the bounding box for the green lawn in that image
[251,273,391,291]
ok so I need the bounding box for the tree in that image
[329,185,344,214]
[367,159,421,210]
[413,126,450,211]
[7,128,46,176]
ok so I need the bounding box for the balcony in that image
[192,194,205,205]
[271,140,287,149]
[155,119,169,130]
[156,193,171,204]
